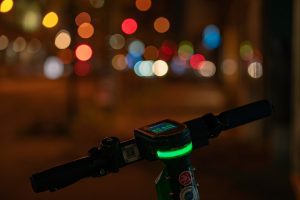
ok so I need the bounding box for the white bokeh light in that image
[44,56,64,79]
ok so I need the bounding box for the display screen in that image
[147,122,178,134]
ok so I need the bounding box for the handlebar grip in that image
[30,156,104,193]
[217,100,273,130]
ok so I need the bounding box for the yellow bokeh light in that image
[0,0,14,13]
[77,23,94,39]
[55,30,71,49]
[154,17,170,33]
[42,12,59,28]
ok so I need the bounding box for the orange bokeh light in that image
[75,12,91,26]
[135,0,151,12]
[154,17,170,33]
[57,49,74,64]
[75,44,93,61]
[77,23,94,39]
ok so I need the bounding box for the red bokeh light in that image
[74,61,91,76]
[189,54,206,69]
[158,40,177,61]
[121,18,138,35]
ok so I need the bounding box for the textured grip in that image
[30,156,104,193]
[217,100,273,130]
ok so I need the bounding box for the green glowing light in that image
[156,142,193,159]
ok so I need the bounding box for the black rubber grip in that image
[217,100,273,130]
[30,156,104,193]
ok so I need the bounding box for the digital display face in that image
[147,122,178,134]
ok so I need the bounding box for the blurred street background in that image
[0,0,300,199]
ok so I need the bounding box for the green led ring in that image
[156,142,193,159]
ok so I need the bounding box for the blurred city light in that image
[89,0,105,8]
[135,0,151,12]
[121,18,138,35]
[126,53,142,68]
[55,29,71,49]
[240,41,254,61]
[27,38,42,54]
[171,56,187,75]
[75,12,91,26]
[128,39,145,57]
[197,61,216,77]
[247,61,263,78]
[109,34,125,50]
[189,53,205,69]
[152,60,168,76]
[74,61,91,76]
[12,37,26,53]
[202,24,221,50]
[57,49,73,64]
[178,40,194,61]
[75,44,93,61]
[159,40,176,61]
[134,60,154,77]
[0,0,14,13]
[112,54,127,70]
[154,17,170,33]
[22,9,41,32]
[144,45,158,60]
[43,56,64,79]
[77,23,94,39]
[221,59,238,75]
[0,35,9,51]
[42,11,59,28]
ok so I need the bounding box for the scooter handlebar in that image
[30,156,106,193]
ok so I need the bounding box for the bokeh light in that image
[55,29,71,49]
[0,0,14,13]
[197,61,216,77]
[75,12,91,26]
[44,56,64,79]
[189,53,205,69]
[128,39,145,57]
[134,60,154,77]
[221,59,238,75]
[126,53,142,68]
[22,9,41,32]
[144,45,158,60]
[135,0,151,12]
[240,41,254,61]
[0,35,9,51]
[89,0,105,8]
[247,61,263,78]
[109,34,125,50]
[27,38,42,54]
[57,49,73,64]
[112,54,127,71]
[159,40,177,61]
[152,60,168,76]
[153,17,170,33]
[121,18,138,35]
[178,41,194,60]
[74,61,92,76]
[202,24,221,50]
[12,37,26,52]
[77,23,94,39]
[171,56,187,75]
[42,11,59,28]
[75,44,93,61]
